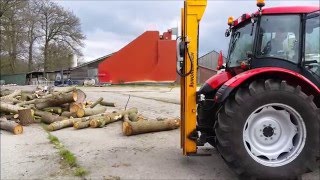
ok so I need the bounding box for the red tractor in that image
[189,2,319,179]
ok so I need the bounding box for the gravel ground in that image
[1,85,319,180]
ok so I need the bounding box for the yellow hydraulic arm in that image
[180,0,207,155]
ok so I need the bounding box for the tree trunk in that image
[100,101,115,107]
[122,118,180,136]
[0,117,23,135]
[76,106,107,118]
[90,97,103,108]
[35,91,77,109]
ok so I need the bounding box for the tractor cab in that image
[224,6,320,85]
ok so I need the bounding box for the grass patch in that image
[74,167,88,177]
[46,132,88,177]
[59,149,77,167]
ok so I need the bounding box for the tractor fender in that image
[215,67,320,103]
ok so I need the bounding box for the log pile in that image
[0,86,180,136]
[0,87,115,134]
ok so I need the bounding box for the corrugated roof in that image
[71,52,115,70]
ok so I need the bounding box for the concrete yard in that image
[1,85,319,180]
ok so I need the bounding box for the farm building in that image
[198,50,227,84]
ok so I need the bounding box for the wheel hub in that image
[262,126,274,137]
[243,103,306,167]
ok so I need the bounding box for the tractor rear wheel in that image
[215,79,319,179]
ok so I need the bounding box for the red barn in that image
[98,30,176,84]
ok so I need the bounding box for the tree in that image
[24,0,41,72]
[45,42,74,71]
[0,0,27,74]
[37,0,85,72]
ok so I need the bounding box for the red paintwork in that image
[98,30,176,84]
[233,6,319,27]
[259,6,319,15]
[224,67,320,93]
[206,71,233,89]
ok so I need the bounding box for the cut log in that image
[90,97,103,108]
[0,117,23,134]
[0,102,25,113]
[0,90,21,104]
[34,110,66,124]
[76,106,107,118]
[18,109,34,126]
[122,118,180,136]
[69,102,84,113]
[20,93,35,101]
[47,118,81,131]
[73,121,91,129]
[41,87,76,99]
[0,89,13,97]
[16,98,47,106]
[43,107,62,114]
[35,91,77,109]
[100,101,115,107]
[89,108,138,128]
[48,115,95,131]
[61,111,77,118]
[75,89,86,103]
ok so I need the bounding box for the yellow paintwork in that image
[180,0,207,155]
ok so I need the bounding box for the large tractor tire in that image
[215,79,319,179]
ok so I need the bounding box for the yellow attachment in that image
[257,0,265,7]
[180,0,207,156]
[227,16,234,26]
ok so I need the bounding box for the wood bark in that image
[35,91,77,109]
[100,101,115,107]
[122,118,180,136]
[90,97,103,108]
[76,106,107,118]
[18,109,34,126]
[0,117,23,134]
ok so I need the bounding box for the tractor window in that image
[304,14,320,77]
[228,22,255,67]
[257,15,300,63]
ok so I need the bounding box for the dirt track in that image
[1,85,319,179]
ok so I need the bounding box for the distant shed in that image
[0,73,27,85]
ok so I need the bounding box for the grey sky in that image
[56,0,319,62]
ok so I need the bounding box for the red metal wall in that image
[98,31,176,84]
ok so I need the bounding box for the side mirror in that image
[217,51,225,70]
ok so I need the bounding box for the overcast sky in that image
[56,0,319,62]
